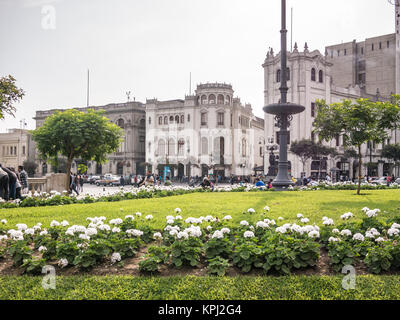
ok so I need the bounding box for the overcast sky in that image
[0,0,396,132]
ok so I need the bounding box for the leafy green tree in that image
[0,75,25,119]
[22,160,38,177]
[313,98,400,195]
[382,144,400,176]
[32,109,123,190]
[290,139,314,176]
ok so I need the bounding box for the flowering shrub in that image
[232,238,263,273]
[21,257,47,275]
[139,246,170,273]
[171,237,203,268]
[364,245,393,274]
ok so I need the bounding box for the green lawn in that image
[1,275,400,300]
[1,189,399,228]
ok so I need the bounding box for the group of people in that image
[0,165,28,201]
[69,173,85,195]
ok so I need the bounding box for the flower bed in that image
[1,205,399,276]
[0,182,399,209]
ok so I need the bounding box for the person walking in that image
[79,175,84,192]
[70,173,79,195]
[18,166,28,194]
[2,166,17,200]
[120,175,125,187]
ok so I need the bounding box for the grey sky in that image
[0,0,395,132]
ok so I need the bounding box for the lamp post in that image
[263,0,305,191]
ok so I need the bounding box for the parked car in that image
[89,175,101,184]
[370,177,387,185]
[95,176,119,186]
[396,178,400,184]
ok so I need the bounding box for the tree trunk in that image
[357,144,362,195]
[66,158,73,193]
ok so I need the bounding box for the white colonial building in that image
[146,83,264,179]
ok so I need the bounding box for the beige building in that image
[146,83,265,178]
[34,102,146,176]
[0,129,33,170]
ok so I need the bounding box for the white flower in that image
[135,212,142,217]
[223,215,232,221]
[332,228,340,234]
[38,246,47,253]
[256,221,269,229]
[98,224,111,232]
[388,228,400,237]
[177,231,189,240]
[169,229,178,236]
[58,258,68,268]
[125,215,135,220]
[278,217,284,221]
[264,206,270,212]
[243,231,255,238]
[375,237,385,243]
[340,229,352,237]
[112,227,121,233]
[0,235,8,241]
[175,215,183,220]
[328,237,340,242]
[212,230,224,239]
[275,226,287,234]
[60,220,69,227]
[1,219,7,224]
[361,207,370,213]
[300,218,310,224]
[240,220,249,226]
[110,218,123,225]
[145,215,153,220]
[247,208,255,214]
[175,208,182,213]
[308,230,320,238]
[79,234,90,241]
[153,232,163,240]
[167,219,175,225]
[126,229,143,237]
[221,228,230,234]
[366,209,379,218]
[392,223,400,229]
[322,217,334,226]
[24,228,34,235]
[86,228,98,236]
[111,252,122,264]
[50,220,60,227]
[184,226,202,237]
[297,213,304,219]
[340,212,354,220]
[16,224,27,231]
[353,233,365,241]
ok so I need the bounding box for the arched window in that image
[226,96,231,105]
[148,117,151,125]
[311,68,316,81]
[217,94,224,105]
[201,95,207,105]
[201,137,208,155]
[158,139,165,155]
[117,119,125,128]
[181,115,184,124]
[276,69,281,83]
[158,117,163,125]
[164,116,168,125]
[140,118,145,126]
[168,138,175,156]
[319,70,323,83]
[178,139,185,155]
[175,115,180,123]
[169,116,174,123]
[208,94,216,104]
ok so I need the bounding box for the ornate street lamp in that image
[263,0,305,190]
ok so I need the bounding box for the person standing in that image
[0,166,9,201]
[387,175,391,187]
[70,173,79,195]
[120,175,125,187]
[10,168,22,199]
[2,166,17,200]
[18,166,28,194]
[79,175,84,192]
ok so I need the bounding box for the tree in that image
[23,160,38,177]
[32,109,123,190]
[382,144,400,177]
[0,75,25,119]
[290,139,316,178]
[313,98,400,195]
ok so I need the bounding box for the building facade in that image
[146,83,265,179]
[263,41,399,180]
[0,129,33,170]
[34,102,146,176]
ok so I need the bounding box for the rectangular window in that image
[201,113,207,126]
[260,146,263,157]
[379,42,382,49]
[344,49,347,55]
[387,41,390,48]
[372,43,374,51]
[217,112,224,126]
[311,103,315,117]
[22,146,26,155]
[361,47,364,55]
[230,114,232,127]
[336,134,340,147]
[337,50,340,56]
[187,114,190,122]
